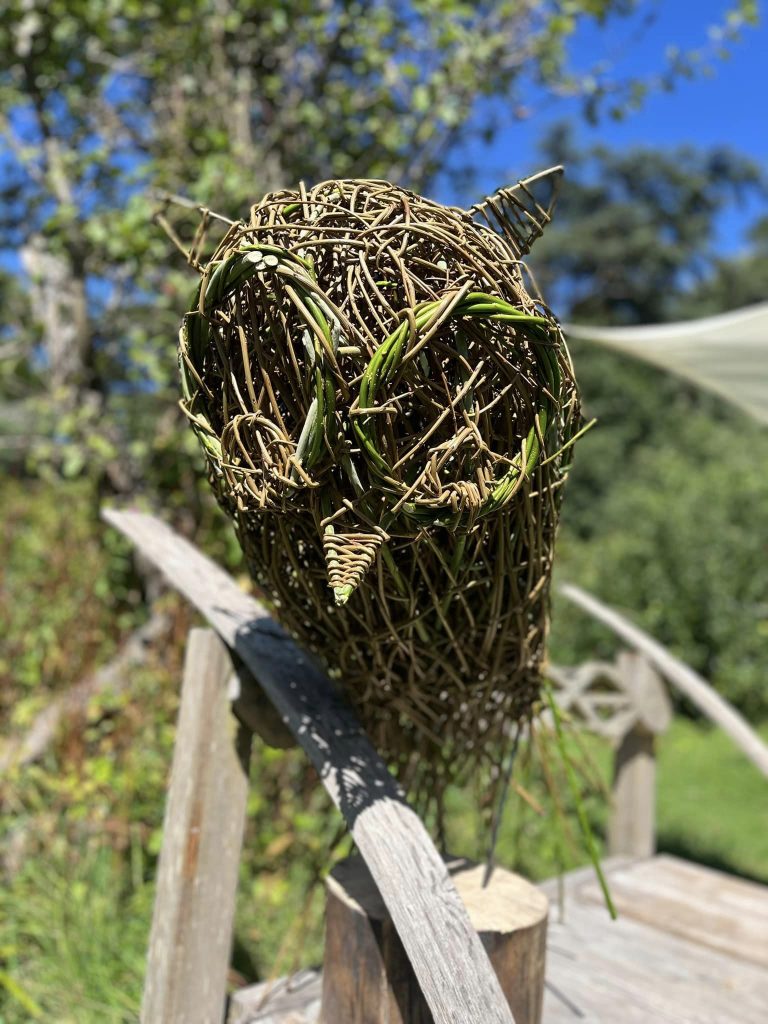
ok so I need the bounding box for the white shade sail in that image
[565,302,768,425]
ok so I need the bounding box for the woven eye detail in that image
[352,289,561,531]
[179,245,346,510]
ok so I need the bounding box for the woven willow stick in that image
[173,177,581,808]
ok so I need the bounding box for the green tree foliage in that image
[527,130,768,716]
[552,405,768,719]
[675,214,768,316]
[535,123,765,324]
[0,0,757,485]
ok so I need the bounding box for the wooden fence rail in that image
[103,508,518,1024]
[101,513,766,1021]
[560,583,768,778]
[142,629,252,1023]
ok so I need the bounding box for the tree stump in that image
[321,855,548,1024]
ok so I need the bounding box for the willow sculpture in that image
[178,171,581,805]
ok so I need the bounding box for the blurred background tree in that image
[534,123,765,325]
[0,0,757,489]
[523,125,768,718]
[1,2,766,1019]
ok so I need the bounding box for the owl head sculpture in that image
[179,171,580,804]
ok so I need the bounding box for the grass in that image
[1,718,766,1022]
[443,716,768,885]
[655,718,768,882]
[0,842,152,1023]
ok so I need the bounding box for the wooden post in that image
[321,855,548,1024]
[607,652,672,859]
[141,628,252,1024]
[607,725,657,858]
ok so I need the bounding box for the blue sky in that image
[570,1,766,155]
[447,1,767,248]
[2,2,764,270]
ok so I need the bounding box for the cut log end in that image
[321,854,548,1024]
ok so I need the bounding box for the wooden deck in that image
[229,855,768,1023]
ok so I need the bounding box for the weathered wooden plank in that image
[543,901,768,1022]
[103,508,515,1024]
[606,654,670,858]
[577,855,768,969]
[560,583,768,777]
[141,628,252,1024]
[228,856,768,1024]
[228,970,322,1024]
[542,858,768,1023]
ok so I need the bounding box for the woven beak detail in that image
[323,525,385,606]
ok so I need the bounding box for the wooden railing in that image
[560,583,768,779]
[548,652,672,858]
[104,509,539,1024]
[552,583,768,860]
[100,509,768,1023]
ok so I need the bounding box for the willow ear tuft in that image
[469,165,564,257]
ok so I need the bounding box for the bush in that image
[552,387,768,719]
